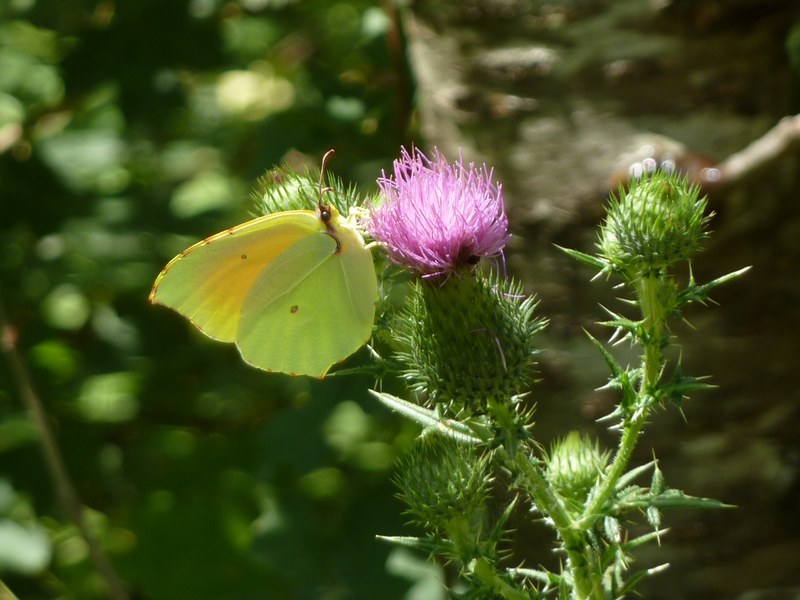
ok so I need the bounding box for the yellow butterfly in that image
[150,161,378,377]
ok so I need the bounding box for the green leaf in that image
[603,515,621,543]
[677,266,751,306]
[368,391,484,444]
[598,304,644,341]
[623,529,669,550]
[487,495,518,550]
[659,363,714,407]
[617,563,670,596]
[376,534,452,555]
[584,330,638,411]
[555,245,608,271]
[650,463,665,495]
[506,567,557,586]
[649,489,734,510]
[615,460,657,491]
[584,329,623,379]
[614,487,733,512]
[646,506,661,530]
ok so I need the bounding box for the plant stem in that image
[0,294,130,600]
[567,274,667,600]
[578,415,645,533]
[514,451,603,600]
[636,275,664,389]
[471,556,532,600]
[581,275,665,524]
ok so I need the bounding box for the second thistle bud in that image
[598,170,711,275]
[546,432,610,504]
[395,436,492,535]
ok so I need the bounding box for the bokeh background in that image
[1,1,799,599]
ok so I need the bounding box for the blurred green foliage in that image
[0,0,424,598]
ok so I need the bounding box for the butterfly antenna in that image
[318,149,335,207]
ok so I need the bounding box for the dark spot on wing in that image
[290,305,299,313]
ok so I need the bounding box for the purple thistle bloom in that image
[369,147,510,277]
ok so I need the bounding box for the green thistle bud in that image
[395,436,492,534]
[546,432,610,504]
[598,170,711,275]
[394,271,545,413]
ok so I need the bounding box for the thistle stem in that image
[578,415,646,533]
[583,276,664,527]
[514,451,603,600]
[636,274,665,388]
[567,274,666,600]
[471,556,532,600]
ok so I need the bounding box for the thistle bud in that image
[546,432,610,503]
[598,170,711,275]
[395,436,492,533]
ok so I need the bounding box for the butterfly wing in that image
[237,212,378,377]
[150,210,322,342]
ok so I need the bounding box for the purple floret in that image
[369,147,510,277]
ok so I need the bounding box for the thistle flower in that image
[369,147,510,277]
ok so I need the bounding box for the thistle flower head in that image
[369,147,510,277]
[396,272,545,411]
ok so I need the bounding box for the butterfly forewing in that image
[150,211,321,342]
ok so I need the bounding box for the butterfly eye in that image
[319,203,333,223]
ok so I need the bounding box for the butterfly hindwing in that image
[237,214,378,377]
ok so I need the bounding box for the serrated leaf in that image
[649,489,734,510]
[659,364,714,407]
[677,266,751,306]
[558,574,571,600]
[584,331,638,413]
[604,515,621,543]
[597,305,643,340]
[623,528,669,550]
[584,329,623,378]
[615,461,656,491]
[489,495,518,546]
[506,567,557,586]
[650,463,665,495]
[618,563,670,596]
[556,245,608,271]
[615,488,733,512]
[369,391,483,444]
[376,534,450,554]
[646,506,661,530]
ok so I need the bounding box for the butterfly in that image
[150,163,378,378]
